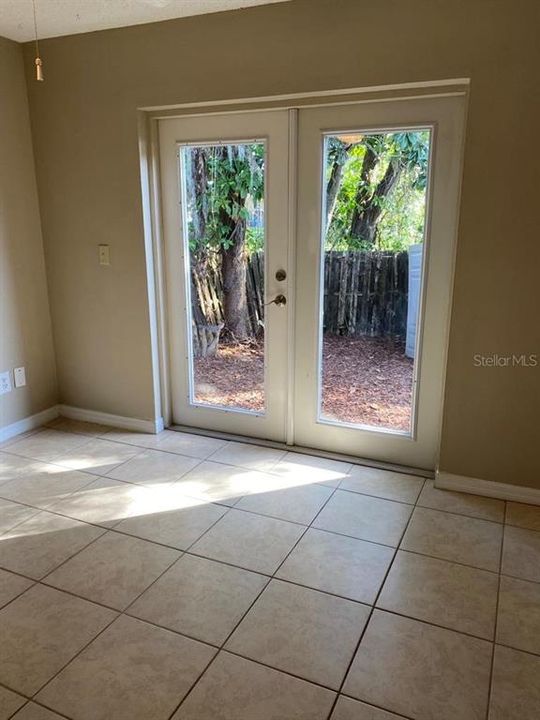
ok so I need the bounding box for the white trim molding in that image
[0,405,60,443]
[59,405,164,434]
[139,80,470,441]
[436,470,540,506]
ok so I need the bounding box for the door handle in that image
[266,294,287,307]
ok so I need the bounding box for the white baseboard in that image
[0,405,60,443]
[436,470,540,506]
[58,405,163,435]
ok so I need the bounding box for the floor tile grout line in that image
[194,500,326,529]
[0,472,524,540]
[163,648,220,720]
[2,430,221,478]
[0,451,235,538]
[30,537,197,714]
[27,609,120,704]
[166,469,415,714]
[0,577,38,615]
[496,571,540,587]
[118,505,238,619]
[38,531,183,614]
[0,504,42,539]
[1,499,403,601]
[369,606,496,645]
[391,546,501,576]
[2,484,514,619]
[19,562,539,679]
[23,556,518,657]
[6,566,537,720]
[336,485,420,507]
[163,576,273,719]
[4,424,368,490]
[123,609,222,649]
[0,427,43,450]
[406,501,506,527]
[2,481,519,687]
[0,424,429,483]
[104,449,209,485]
[221,647,342,693]
[0,465,108,509]
[2,461,516,541]
[4,487,476,570]
[484,511,507,720]
[324,473,425,720]
[203,440,288,471]
[385,545,501,574]
[35,524,110,585]
[0,678,34,705]
[491,641,540,660]
[164,468,345,719]
[10,697,74,720]
[4,432,529,534]
[170,426,434,479]
[0,477,339,537]
[0,499,519,609]
[4,542,536,704]
[3,427,538,717]
[338,692,418,720]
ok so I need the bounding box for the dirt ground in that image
[194,335,413,431]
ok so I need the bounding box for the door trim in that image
[138,80,469,466]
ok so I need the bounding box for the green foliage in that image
[184,143,264,256]
[246,226,264,254]
[325,130,430,251]
[182,132,430,259]
[326,143,368,249]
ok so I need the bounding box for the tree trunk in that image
[350,152,403,245]
[192,149,208,244]
[220,217,249,340]
[325,143,352,231]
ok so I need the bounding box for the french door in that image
[158,93,466,469]
[159,110,291,441]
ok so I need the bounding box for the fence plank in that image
[192,249,410,341]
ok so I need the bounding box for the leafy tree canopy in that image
[183,143,264,257]
[325,130,430,252]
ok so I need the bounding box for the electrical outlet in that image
[0,371,12,395]
[14,366,26,388]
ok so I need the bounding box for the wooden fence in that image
[191,250,409,341]
[323,250,409,338]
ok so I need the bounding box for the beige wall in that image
[0,37,57,428]
[22,0,539,485]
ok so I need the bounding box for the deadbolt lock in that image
[275,269,287,282]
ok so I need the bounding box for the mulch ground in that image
[194,335,413,431]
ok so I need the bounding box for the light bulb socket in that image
[35,57,44,82]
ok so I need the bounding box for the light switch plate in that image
[98,244,110,266]
[14,366,26,388]
[0,371,12,395]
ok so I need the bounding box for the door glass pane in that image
[179,142,266,413]
[319,129,431,433]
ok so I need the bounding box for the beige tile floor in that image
[0,422,538,720]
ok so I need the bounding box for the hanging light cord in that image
[32,0,44,81]
[32,0,40,58]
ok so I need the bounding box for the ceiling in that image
[0,0,290,43]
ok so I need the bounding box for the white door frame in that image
[137,79,469,470]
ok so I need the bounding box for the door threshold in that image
[170,424,433,479]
